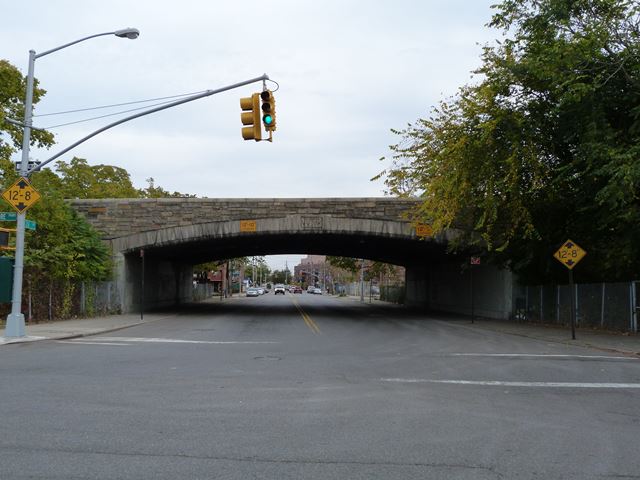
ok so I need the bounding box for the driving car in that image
[246,287,259,297]
[274,284,286,295]
[293,286,303,294]
[257,287,265,295]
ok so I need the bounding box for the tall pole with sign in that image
[553,240,587,340]
[2,178,41,337]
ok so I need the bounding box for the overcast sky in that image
[1,0,499,271]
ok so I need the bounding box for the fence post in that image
[80,281,86,315]
[575,282,579,326]
[540,286,544,322]
[630,281,637,333]
[601,283,606,328]
[556,285,560,324]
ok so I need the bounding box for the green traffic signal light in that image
[260,90,276,132]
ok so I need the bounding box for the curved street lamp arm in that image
[27,73,270,176]
[35,31,133,59]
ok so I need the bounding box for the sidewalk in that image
[340,295,640,357]
[0,312,172,346]
[463,318,640,357]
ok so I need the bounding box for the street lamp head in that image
[114,28,140,39]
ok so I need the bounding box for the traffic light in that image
[260,90,276,132]
[0,227,15,250]
[240,93,262,141]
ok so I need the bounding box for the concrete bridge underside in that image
[71,198,514,319]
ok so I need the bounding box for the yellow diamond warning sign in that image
[2,177,41,214]
[553,239,586,270]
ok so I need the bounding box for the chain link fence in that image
[513,281,639,333]
[0,280,122,323]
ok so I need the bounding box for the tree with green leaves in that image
[376,0,640,283]
[140,177,196,198]
[270,268,292,284]
[0,59,54,164]
[54,157,140,199]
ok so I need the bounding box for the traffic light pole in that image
[4,73,270,339]
[26,74,270,176]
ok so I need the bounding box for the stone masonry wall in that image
[70,198,420,239]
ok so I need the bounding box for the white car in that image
[246,288,259,297]
[313,287,322,295]
[274,284,286,295]
[257,287,265,295]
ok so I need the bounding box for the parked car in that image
[246,287,260,297]
[313,287,322,295]
[257,287,265,295]
[307,286,315,293]
[274,284,286,295]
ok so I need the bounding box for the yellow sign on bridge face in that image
[415,223,433,237]
[553,239,587,270]
[239,220,257,232]
[1,177,41,214]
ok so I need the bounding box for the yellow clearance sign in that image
[239,220,257,232]
[553,239,587,270]
[2,177,41,214]
[415,223,433,237]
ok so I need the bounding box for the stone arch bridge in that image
[71,197,513,318]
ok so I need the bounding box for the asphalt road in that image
[1,292,639,479]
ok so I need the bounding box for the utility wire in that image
[33,90,209,117]
[42,97,187,129]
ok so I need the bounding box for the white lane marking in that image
[448,353,636,361]
[57,341,132,346]
[381,378,640,389]
[84,336,278,345]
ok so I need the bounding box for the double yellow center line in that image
[291,298,321,334]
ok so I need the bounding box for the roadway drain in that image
[253,355,282,361]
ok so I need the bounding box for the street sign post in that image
[554,240,587,340]
[0,213,36,230]
[469,257,481,323]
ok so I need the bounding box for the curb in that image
[0,314,172,346]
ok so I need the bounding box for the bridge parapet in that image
[70,197,421,239]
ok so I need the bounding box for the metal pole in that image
[28,74,269,176]
[470,265,475,324]
[569,269,576,340]
[360,258,365,302]
[3,31,140,338]
[140,249,145,320]
[4,50,36,338]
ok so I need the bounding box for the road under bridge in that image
[71,197,514,318]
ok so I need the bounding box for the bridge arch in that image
[71,198,513,318]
